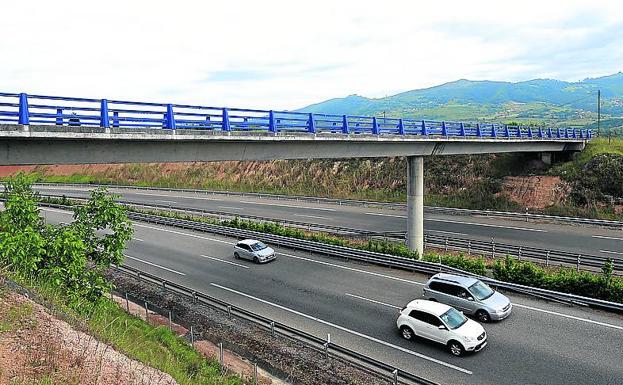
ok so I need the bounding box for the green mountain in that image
[299,72,623,131]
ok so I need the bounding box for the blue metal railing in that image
[0,92,592,139]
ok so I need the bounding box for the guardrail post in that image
[491,237,495,258]
[372,117,379,135]
[468,240,471,256]
[253,362,258,385]
[144,301,149,321]
[476,123,482,137]
[221,108,231,131]
[546,251,550,266]
[577,255,581,271]
[421,120,427,135]
[525,207,529,222]
[190,325,195,347]
[113,111,119,128]
[192,291,197,304]
[165,104,176,129]
[100,99,110,129]
[398,118,405,135]
[227,305,232,318]
[270,321,275,336]
[444,237,448,252]
[392,369,398,385]
[459,122,466,136]
[18,93,29,125]
[219,342,224,374]
[342,114,349,134]
[125,292,130,312]
[518,246,522,260]
[168,310,173,331]
[268,110,277,133]
[441,121,448,136]
[56,108,63,125]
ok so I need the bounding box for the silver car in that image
[423,273,512,322]
[233,239,276,263]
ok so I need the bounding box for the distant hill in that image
[298,72,623,131]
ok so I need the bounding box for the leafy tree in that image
[0,175,132,304]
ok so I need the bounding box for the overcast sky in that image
[2,0,622,110]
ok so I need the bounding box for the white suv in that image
[396,299,487,356]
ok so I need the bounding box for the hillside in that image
[299,72,623,135]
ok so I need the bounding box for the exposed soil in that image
[107,270,392,385]
[0,288,178,385]
[502,175,570,210]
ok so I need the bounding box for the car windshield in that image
[250,241,268,251]
[440,308,468,330]
[469,280,495,300]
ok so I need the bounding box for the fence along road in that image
[33,184,623,266]
[40,207,623,385]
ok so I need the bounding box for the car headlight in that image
[463,335,476,342]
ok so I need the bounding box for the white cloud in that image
[1,0,622,110]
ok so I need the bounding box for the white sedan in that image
[233,239,276,263]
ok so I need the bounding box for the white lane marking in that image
[200,255,249,269]
[279,252,424,286]
[218,206,243,210]
[211,283,471,375]
[365,212,546,232]
[132,237,144,242]
[156,199,176,204]
[133,223,230,245]
[134,191,221,201]
[345,293,401,309]
[513,303,623,331]
[600,250,623,256]
[239,200,336,212]
[125,255,186,275]
[41,207,73,214]
[429,230,466,236]
[365,212,407,218]
[293,214,332,220]
[593,235,623,241]
[429,218,546,233]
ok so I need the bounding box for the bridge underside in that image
[0,125,584,165]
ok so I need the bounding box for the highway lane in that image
[35,185,623,260]
[41,207,623,385]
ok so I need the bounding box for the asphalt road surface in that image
[41,207,623,385]
[35,185,623,261]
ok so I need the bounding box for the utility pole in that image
[597,89,601,137]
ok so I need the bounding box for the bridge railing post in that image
[221,108,231,131]
[18,93,29,125]
[420,120,427,136]
[308,113,316,133]
[476,123,482,137]
[459,122,466,136]
[371,117,379,135]
[100,99,110,129]
[342,115,349,134]
[112,111,119,128]
[56,108,63,126]
[269,110,277,133]
[398,118,405,135]
[165,104,176,129]
[491,123,497,138]
[441,121,448,136]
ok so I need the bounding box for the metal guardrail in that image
[0,92,591,139]
[36,193,623,274]
[115,264,437,385]
[33,182,623,229]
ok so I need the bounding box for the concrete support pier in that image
[407,156,424,258]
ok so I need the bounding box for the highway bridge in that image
[0,92,591,258]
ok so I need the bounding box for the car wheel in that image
[253,256,260,264]
[476,310,491,323]
[400,326,414,340]
[234,252,240,259]
[448,340,464,357]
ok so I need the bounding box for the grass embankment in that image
[0,273,240,385]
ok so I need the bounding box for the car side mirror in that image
[438,325,447,330]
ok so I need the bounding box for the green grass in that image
[1,274,241,385]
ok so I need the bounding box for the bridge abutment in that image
[407,156,424,258]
